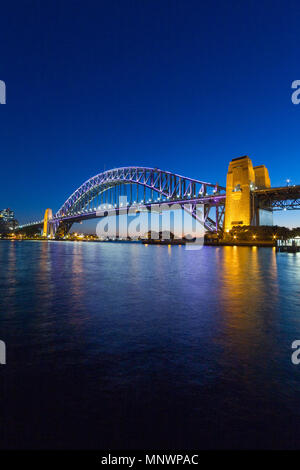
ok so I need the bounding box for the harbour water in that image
[0,240,300,449]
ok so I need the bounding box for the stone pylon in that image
[224,156,271,232]
[42,208,53,237]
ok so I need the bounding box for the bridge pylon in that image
[224,156,271,232]
[42,208,54,237]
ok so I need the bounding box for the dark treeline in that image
[225,225,300,241]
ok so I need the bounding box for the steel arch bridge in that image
[18,166,226,235]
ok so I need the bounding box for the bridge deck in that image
[254,185,300,210]
[254,185,300,200]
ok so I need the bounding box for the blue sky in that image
[0,0,300,226]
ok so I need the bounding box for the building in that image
[276,236,300,253]
[0,208,14,223]
[0,208,17,232]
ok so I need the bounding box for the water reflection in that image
[220,246,279,317]
[36,241,52,301]
[216,247,281,365]
[5,241,17,313]
[1,241,300,449]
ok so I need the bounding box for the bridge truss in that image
[54,167,226,234]
[56,167,224,215]
[254,185,300,211]
[18,167,226,234]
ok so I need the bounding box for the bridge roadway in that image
[254,185,300,210]
[18,193,226,233]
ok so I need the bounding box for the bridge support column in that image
[224,156,271,232]
[252,165,272,225]
[42,208,53,237]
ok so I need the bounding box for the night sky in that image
[0,0,300,226]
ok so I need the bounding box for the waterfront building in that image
[0,208,14,223]
[276,236,300,252]
[0,208,17,232]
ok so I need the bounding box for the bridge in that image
[17,157,300,237]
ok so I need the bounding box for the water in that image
[0,240,300,449]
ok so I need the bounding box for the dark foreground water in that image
[0,240,300,449]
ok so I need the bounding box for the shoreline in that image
[205,240,276,247]
[0,237,277,247]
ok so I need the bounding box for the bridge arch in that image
[56,166,221,218]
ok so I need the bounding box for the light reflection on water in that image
[0,240,300,449]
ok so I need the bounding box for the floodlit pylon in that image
[42,208,53,237]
